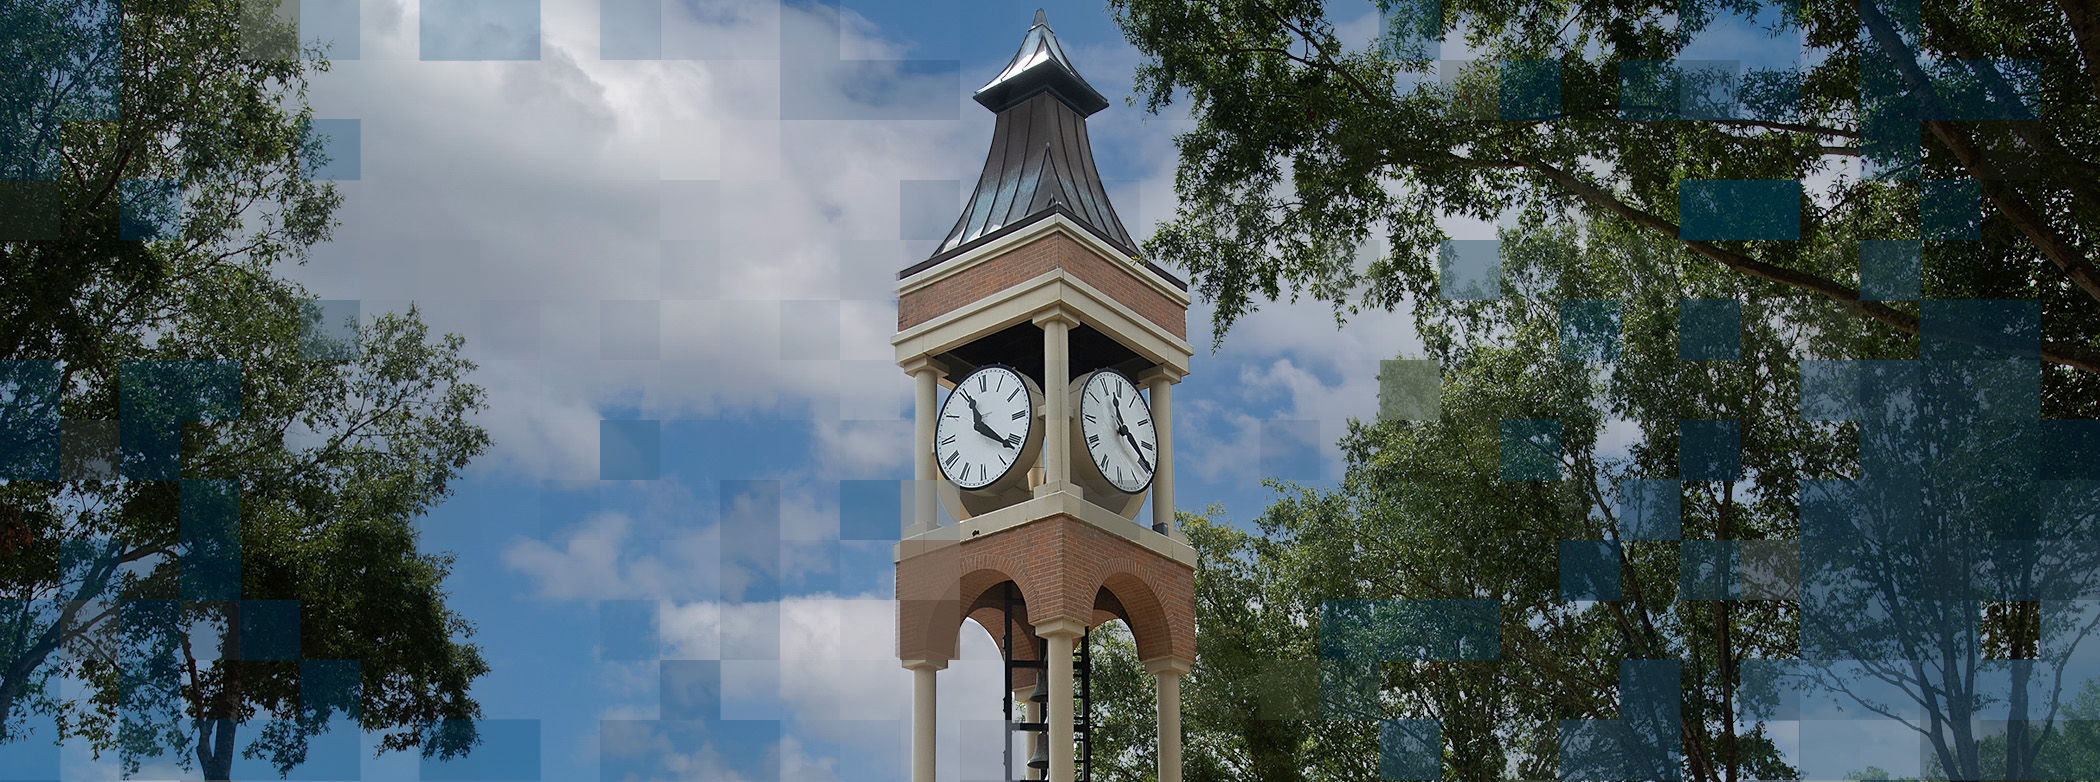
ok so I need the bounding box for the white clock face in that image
[1078,370,1155,493]
[935,366,1036,490]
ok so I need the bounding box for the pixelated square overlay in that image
[1676,0,1805,121]
[1615,478,1681,541]
[1376,0,1439,62]
[1377,359,1440,422]
[1679,420,1742,481]
[120,360,241,481]
[1500,419,1561,482]
[238,0,299,60]
[0,360,61,481]
[0,181,63,240]
[1619,60,1678,121]
[1678,298,1740,361]
[1500,59,1560,121]
[1319,599,1500,661]
[600,599,660,661]
[1922,299,2038,361]
[301,0,358,59]
[780,300,841,360]
[480,300,541,360]
[238,599,302,660]
[1560,540,1623,601]
[300,118,359,181]
[1380,719,1441,781]
[778,1,958,121]
[1562,660,1683,781]
[1678,180,1801,241]
[1859,240,1921,301]
[600,300,662,360]
[181,479,242,601]
[60,419,118,482]
[120,178,182,241]
[1260,419,1321,481]
[600,0,660,59]
[1321,659,1381,719]
[419,719,540,780]
[1255,659,1315,720]
[898,180,959,241]
[1738,540,1800,600]
[1679,540,1737,601]
[420,0,539,61]
[1559,300,1620,362]
[1439,239,1500,300]
[839,479,901,541]
[660,659,720,720]
[299,299,360,361]
[1921,178,1982,239]
[600,419,661,480]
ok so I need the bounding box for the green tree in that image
[0,0,493,778]
[1108,0,2100,417]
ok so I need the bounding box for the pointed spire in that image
[973,9,1109,116]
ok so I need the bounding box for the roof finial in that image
[1033,8,1048,28]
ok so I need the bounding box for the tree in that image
[1108,0,2100,417]
[0,0,494,778]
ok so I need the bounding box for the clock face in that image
[934,366,1037,491]
[1077,370,1155,493]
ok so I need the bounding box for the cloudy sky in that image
[48,1,1444,780]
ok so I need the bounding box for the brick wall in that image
[898,232,1187,340]
[895,515,1196,665]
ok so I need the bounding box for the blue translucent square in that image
[599,0,659,59]
[120,179,181,240]
[0,360,61,480]
[1734,659,1801,721]
[481,300,541,360]
[1676,60,1740,120]
[1798,360,1859,421]
[1679,180,1801,240]
[1560,540,1622,601]
[1260,419,1321,480]
[301,659,361,722]
[1678,298,1740,361]
[1921,299,2038,361]
[301,299,361,361]
[120,360,242,480]
[240,600,301,660]
[721,480,781,605]
[1562,661,1683,781]
[421,0,539,60]
[2042,422,2100,481]
[1376,0,1440,62]
[419,719,540,780]
[181,479,242,600]
[302,118,360,181]
[1438,240,1500,300]
[1500,59,1560,120]
[1861,109,1920,180]
[600,600,659,661]
[1859,240,1921,300]
[1921,178,1981,239]
[1380,719,1441,780]
[1378,359,1441,422]
[1617,479,1681,540]
[0,181,62,239]
[898,180,959,241]
[839,480,900,541]
[0,709,60,779]
[599,420,661,480]
[1619,60,1676,120]
[661,660,721,720]
[1560,300,1620,362]
[302,0,360,59]
[600,300,661,360]
[1501,419,1560,481]
[777,3,958,121]
[1680,420,1741,481]
[1679,541,1738,600]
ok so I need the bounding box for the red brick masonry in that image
[896,514,1196,667]
[898,232,1187,340]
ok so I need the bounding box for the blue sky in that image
[25,2,1433,780]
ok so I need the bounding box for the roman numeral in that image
[940,435,956,445]
[978,375,986,392]
[1012,409,1026,420]
[1087,433,1100,445]
[1006,433,1021,447]
[1007,387,1020,402]
[1114,465,1123,483]
[1141,441,1154,451]
[1084,413,1096,423]
[945,452,960,467]
[1099,455,1109,471]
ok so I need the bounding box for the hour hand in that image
[975,418,1012,448]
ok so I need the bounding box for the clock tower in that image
[891,10,1196,782]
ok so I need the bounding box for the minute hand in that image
[1111,407,1153,473]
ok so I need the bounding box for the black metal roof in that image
[905,11,1184,291]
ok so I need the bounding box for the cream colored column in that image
[1014,686,1039,780]
[1140,369,1183,540]
[904,360,941,535]
[905,659,945,782]
[1033,310,1078,495]
[1035,618,1086,782]
[1144,657,1193,782]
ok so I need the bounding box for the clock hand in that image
[1110,404,1153,473]
[963,393,1013,449]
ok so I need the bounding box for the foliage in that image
[0,0,493,778]
[1107,0,2100,417]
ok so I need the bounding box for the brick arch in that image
[898,558,1053,663]
[1090,557,1194,663]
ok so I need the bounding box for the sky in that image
[29,1,1441,780]
[13,1,2090,780]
